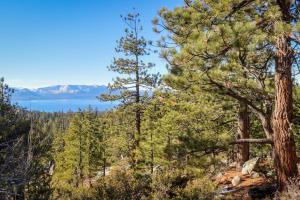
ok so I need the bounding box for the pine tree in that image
[271,0,299,189]
[155,0,300,189]
[154,0,275,169]
[0,78,31,198]
[100,12,159,167]
[51,112,86,198]
[236,102,250,170]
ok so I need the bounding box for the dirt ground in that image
[214,160,276,199]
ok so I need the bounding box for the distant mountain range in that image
[12,85,109,100]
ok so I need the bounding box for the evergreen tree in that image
[26,119,54,200]
[155,0,300,188]
[100,12,159,167]
[0,78,31,198]
[271,0,299,189]
[154,0,275,169]
[51,112,86,198]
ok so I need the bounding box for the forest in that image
[2,0,300,199]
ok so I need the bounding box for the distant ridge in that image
[12,85,108,100]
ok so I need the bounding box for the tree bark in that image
[273,34,298,191]
[236,102,250,170]
[150,130,154,174]
[132,53,141,167]
[132,20,141,167]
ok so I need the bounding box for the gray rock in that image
[251,171,260,178]
[219,186,241,195]
[242,157,259,175]
[229,162,237,168]
[231,175,241,186]
[266,170,275,178]
[216,172,223,179]
[241,167,248,175]
[49,164,54,176]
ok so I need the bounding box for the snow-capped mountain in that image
[12,85,109,100]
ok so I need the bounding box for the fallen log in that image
[230,138,273,145]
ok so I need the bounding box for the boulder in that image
[241,167,248,175]
[251,171,260,178]
[241,157,259,175]
[231,175,241,186]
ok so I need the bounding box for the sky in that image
[0,0,183,89]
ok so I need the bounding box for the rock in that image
[49,164,55,176]
[241,167,248,175]
[220,159,227,165]
[229,162,237,168]
[231,175,241,186]
[241,157,259,175]
[251,171,260,178]
[216,172,223,179]
[219,186,241,195]
[266,170,275,178]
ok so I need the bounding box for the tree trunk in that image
[273,35,298,191]
[236,102,250,170]
[131,52,141,167]
[150,130,154,174]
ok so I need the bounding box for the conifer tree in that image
[154,1,275,169]
[155,0,300,189]
[0,78,31,198]
[271,0,299,189]
[100,12,159,167]
[51,112,85,198]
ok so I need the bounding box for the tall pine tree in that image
[155,0,300,189]
[100,12,159,167]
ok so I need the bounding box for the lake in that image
[13,99,117,112]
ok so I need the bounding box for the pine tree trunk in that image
[151,130,154,174]
[236,102,250,170]
[273,35,298,191]
[131,53,141,167]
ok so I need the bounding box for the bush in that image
[93,166,217,200]
[179,178,216,200]
[151,169,216,200]
[95,166,151,200]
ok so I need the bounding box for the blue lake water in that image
[13,99,117,112]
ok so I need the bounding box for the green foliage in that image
[150,168,216,200]
[95,166,151,200]
[100,12,159,104]
[293,86,300,152]
[178,177,216,200]
[99,11,160,167]
[4,1,300,199]
[0,78,31,198]
[140,89,234,172]
[155,0,276,142]
[51,110,105,199]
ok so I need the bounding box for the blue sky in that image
[0,0,182,88]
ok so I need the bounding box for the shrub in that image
[93,165,216,200]
[151,169,216,200]
[95,166,151,200]
[178,178,216,200]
